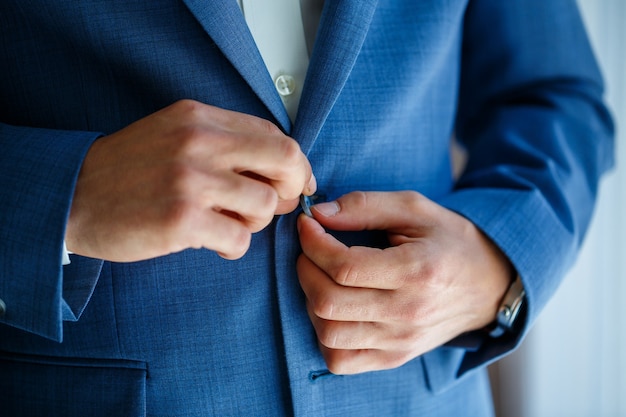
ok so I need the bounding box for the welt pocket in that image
[0,351,147,417]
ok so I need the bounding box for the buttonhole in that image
[309,369,333,382]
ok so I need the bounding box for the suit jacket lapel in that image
[273,2,380,411]
[294,0,379,153]
[181,0,291,130]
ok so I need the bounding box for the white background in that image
[491,0,626,416]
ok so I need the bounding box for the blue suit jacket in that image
[0,0,614,415]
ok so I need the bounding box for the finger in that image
[209,174,278,227]
[166,166,278,234]
[223,133,315,201]
[209,224,251,260]
[310,302,472,351]
[238,172,315,214]
[297,214,417,290]
[307,306,384,350]
[320,346,413,375]
[297,254,390,322]
[275,197,301,215]
[310,191,438,232]
[251,142,314,200]
[169,207,253,260]
[169,101,317,200]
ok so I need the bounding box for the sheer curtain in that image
[491,1,626,416]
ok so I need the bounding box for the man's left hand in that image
[296,191,514,375]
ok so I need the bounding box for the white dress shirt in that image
[239,0,322,122]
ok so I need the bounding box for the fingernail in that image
[306,173,317,195]
[312,201,339,217]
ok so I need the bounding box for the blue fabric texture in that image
[0,351,147,417]
[0,0,614,415]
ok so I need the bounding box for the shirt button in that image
[275,74,296,96]
[0,298,6,317]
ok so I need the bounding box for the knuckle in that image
[247,217,273,234]
[326,362,346,376]
[311,293,337,320]
[172,99,205,119]
[400,190,424,206]
[316,323,340,349]
[421,258,448,291]
[225,228,252,259]
[257,117,283,135]
[247,217,274,234]
[324,352,350,375]
[277,138,304,172]
[243,185,277,232]
[256,183,279,212]
[280,136,302,160]
[332,258,360,287]
[343,191,369,212]
[270,138,307,200]
[400,191,424,208]
[385,352,414,370]
[401,190,435,217]
[404,189,421,199]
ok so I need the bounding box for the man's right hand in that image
[65,100,316,262]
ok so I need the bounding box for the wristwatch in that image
[489,275,525,337]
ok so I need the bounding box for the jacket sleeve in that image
[0,122,104,342]
[428,0,614,388]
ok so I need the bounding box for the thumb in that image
[310,191,425,232]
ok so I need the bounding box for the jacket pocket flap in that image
[0,352,147,417]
